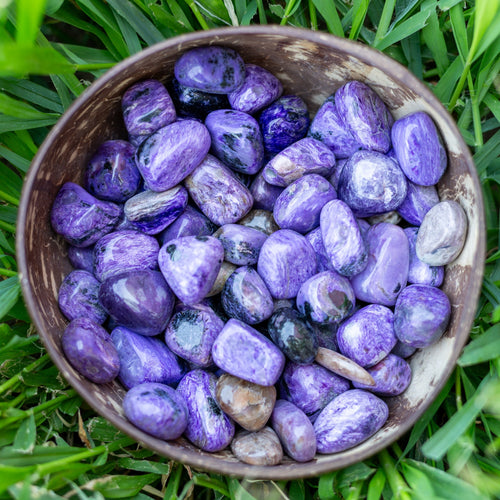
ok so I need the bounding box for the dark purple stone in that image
[249,170,284,211]
[405,227,444,286]
[159,205,216,245]
[305,227,334,273]
[328,158,348,191]
[392,340,417,358]
[68,245,94,273]
[215,224,267,266]
[312,322,339,351]
[397,181,440,226]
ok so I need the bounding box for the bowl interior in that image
[17,26,485,479]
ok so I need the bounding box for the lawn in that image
[0,0,499,498]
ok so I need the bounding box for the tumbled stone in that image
[335,81,393,153]
[337,304,397,367]
[51,182,121,247]
[205,109,264,175]
[262,137,336,187]
[350,223,409,306]
[314,389,388,453]
[249,170,284,211]
[228,64,283,114]
[216,373,276,431]
[123,382,188,440]
[174,45,245,94]
[259,95,310,154]
[273,174,337,234]
[416,200,467,266]
[312,323,339,351]
[305,227,334,273]
[397,181,440,226]
[136,120,211,192]
[257,229,317,299]
[111,326,185,389]
[367,211,401,225]
[159,205,216,245]
[206,261,238,297]
[392,340,417,359]
[391,111,447,186]
[212,318,285,386]
[394,284,451,348]
[184,155,253,225]
[405,227,444,286]
[239,209,279,235]
[215,224,267,266]
[177,369,235,452]
[231,427,283,465]
[338,150,407,218]
[68,245,94,273]
[329,158,348,191]
[271,399,316,462]
[158,235,224,305]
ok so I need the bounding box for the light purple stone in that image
[305,227,334,272]
[314,389,388,453]
[212,318,285,386]
[337,304,397,367]
[159,205,216,245]
[397,181,440,226]
[228,64,283,114]
[93,230,159,282]
[273,174,337,234]
[61,317,120,384]
[68,245,94,273]
[51,182,121,247]
[58,270,107,324]
[338,150,408,218]
[111,326,185,389]
[329,158,348,191]
[350,223,409,306]
[257,229,317,299]
[177,369,235,451]
[320,199,367,277]
[135,120,211,192]
[353,354,412,396]
[394,284,451,348]
[262,137,336,187]
[405,227,444,286]
[174,46,245,94]
[205,109,264,175]
[215,224,267,266]
[184,155,253,225]
[123,382,188,440]
[271,400,316,462]
[357,218,371,239]
[335,81,393,153]
[391,111,447,186]
[249,170,284,211]
[158,235,223,306]
[296,271,355,325]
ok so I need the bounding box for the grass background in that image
[0,0,499,498]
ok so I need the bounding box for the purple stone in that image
[159,206,216,245]
[51,182,121,247]
[135,120,211,192]
[262,137,336,187]
[337,304,397,367]
[328,158,348,191]
[314,389,388,453]
[158,235,224,306]
[212,318,285,386]
[222,266,274,325]
[353,354,412,396]
[394,284,451,348]
[335,81,393,153]
[61,317,120,384]
[123,185,188,235]
[215,224,268,266]
[123,382,188,440]
[205,109,264,175]
[281,362,350,421]
[405,227,444,286]
[174,46,245,94]
[85,140,141,202]
[58,270,107,324]
[312,322,339,351]
[357,218,371,239]
[273,174,337,234]
[99,269,175,336]
[296,270,355,325]
[228,64,283,114]
[111,326,185,389]
[249,170,284,211]
[122,79,176,146]
[350,223,409,306]
[320,199,367,277]
[257,229,317,299]
[392,340,417,358]
[308,95,362,158]
[93,230,159,282]
[271,399,316,462]
[397,181,440,226]
[338,150,408,218]
[184,155,253,226]
[259,95,310,154]
[164,306,224,367]
[391,111,447,186]
[305,227,334,273]
[68,245,94,273]
[177,369,235,452]
[239,209,279,235]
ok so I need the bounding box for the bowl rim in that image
[16,25,486,479]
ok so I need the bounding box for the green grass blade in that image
[421,8,449,75]
[0,92,59,120]
[15,0,47,46]
[459,323,500,366]
[310,0,344,36]
[0,78,63,113]
[469,0,500,62]
[373,0,395,46]
[349,0,370,40]
[0,276,20,320]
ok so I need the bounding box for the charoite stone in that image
[159,205,216,245]
[68,245,94,273]
[329,158,348,190]
[392,340,417,359]
[249,170,284,211]
[239,209,279,235]
[207,261,238,297]
[215,373,276,431]
[397,181,440,226]
[231,427,283,466]
[367,211,401,225]
[312,323,339,352]
[215,224,267,266]
[405,227,444,286]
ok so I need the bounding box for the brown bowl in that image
[17,26,485,479]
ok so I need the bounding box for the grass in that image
[0,0,499,498]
